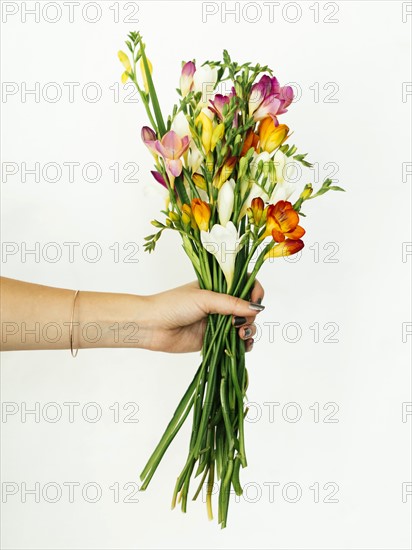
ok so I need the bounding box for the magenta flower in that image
[248,75,293,123]
[209,94,230,120]
[180,61,196,97]
[278,85,294,112]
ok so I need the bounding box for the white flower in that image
[218,178,235,227]
[200,221,241,290]
[269,150,298,203]
[172,111,190,139]
[193,64,218,106]
[187,146,203,172]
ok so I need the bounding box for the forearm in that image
[0,277,148,351]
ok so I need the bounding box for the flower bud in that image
[251,197,265,226]
[139,56,153,94]
[192,173,207,191]
[169,211,179,222]
[211,123,225,152]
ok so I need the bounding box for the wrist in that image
[75,291,149,350]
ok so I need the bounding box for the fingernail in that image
[247,339,254,351]
[249,302,265,311]
[256,297,262,304]
[234,316,247,327]
[244,327,252,338]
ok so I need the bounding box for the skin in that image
[0,277,265,353]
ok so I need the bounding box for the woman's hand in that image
[0,277,265,353]
[139,280,265,353]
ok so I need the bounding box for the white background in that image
[1,1,411,549]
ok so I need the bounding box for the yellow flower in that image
[196,112,213,154]
[118,51,132,84]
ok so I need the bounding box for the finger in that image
[249,278,265,305]
[233,314,257,328]
[199,290,265,318]
[245,338,254,352]
[239,323,256,340]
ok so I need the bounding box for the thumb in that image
[199,290,265,318]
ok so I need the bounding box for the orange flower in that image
[240,129,259,156]
[191,199,211,231]
[250,197,265,225]
[264,239,304,259]
[258,118,289,153]
[262,200,305,242]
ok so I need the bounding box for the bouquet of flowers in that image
[118,31,343,528]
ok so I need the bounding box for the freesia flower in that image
[180,61,196,97]
[278,85,294,111]
[269,150,298,203]
[264,239,304,259]
[218,178,235,226]
[155,130,190,178]
[172,111,191,139]
[141,126,158,156]
[249,75,282,122]
[211,123,225,152]
[213,156,237,189]
[262,200,305,242]
[209,94,230,120]
[240,129,259,156]
[259,118,289,153]
[249,75,293,123]
[192,173,207,191]
[200,221,241,289]
[196,111,213,154]
[118,50,132,84]
[187,146,203,172]
[191,198,211,231]
[250,197,265,225]
[151,170,167,188]
[193,64,218,105]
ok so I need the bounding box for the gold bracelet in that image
[69,290,80,358]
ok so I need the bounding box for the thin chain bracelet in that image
[69,290,80,357]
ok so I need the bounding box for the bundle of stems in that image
[139,239,265,527]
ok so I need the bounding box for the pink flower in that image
[142,128,190,179]
[208,94,230,120]
[155,131,190,178]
